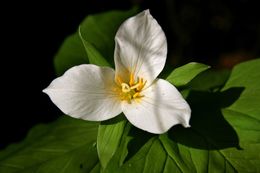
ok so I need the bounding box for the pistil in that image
[116,73,146,103]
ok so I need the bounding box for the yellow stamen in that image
[133,92,140,98]
[116,72,147,103]
[121,83,131,93]
[130,83,140,90]
[129,73,135,86]
[137,78,146,91]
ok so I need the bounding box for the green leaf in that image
[122,137,167,173]
[97,115,127,169]
[54,34,88,76]
[99,59,260,172]
[0,116,100,173]
[189,69,230,91]
[103,124,155,172]
[79,8,138,67]
[166,62,210,87]
[54,8,138,74]
[79,28,110,67]
[2,59,259,172]
[99,123,131,172]
[220,58,260,172]
[103,128,237,172]
[222,59,260,117]
[159,133,237,173]
[5,5,260,171]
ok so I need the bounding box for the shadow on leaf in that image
[124,127,155,162]
[168,87,244,150]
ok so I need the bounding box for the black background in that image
[1,0,259,149]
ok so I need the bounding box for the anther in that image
[121,83,131,93]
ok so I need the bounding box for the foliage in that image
[1,8,259,173]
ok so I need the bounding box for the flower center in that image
[116,73,146,103]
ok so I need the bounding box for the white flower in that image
[43,10,191,134]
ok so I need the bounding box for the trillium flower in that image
[43,10,191,134]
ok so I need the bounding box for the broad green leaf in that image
[222,59,260,118]
[0,116,99,173]
[103,128,237,173]
[97,115,127,169]
[54,34,87,76]
[122,137,167,173]
[166,62,210,87]
[103,124,155,172]
[54,8,138,75]
[2,59,259,172]
[99,59,260,172]
[160,133,237,173]
[4,4,260,172]
[220,58,260,172]
[79,8,138,66]
[79,28,110,67]
[189,69,230,91]
[101,122,133,172]
[180,68,230,100]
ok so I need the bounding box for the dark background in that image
[1,0,259,149]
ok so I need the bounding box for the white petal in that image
[43,64,122,121]
[122,79,191,134]
[114,10,167,86]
